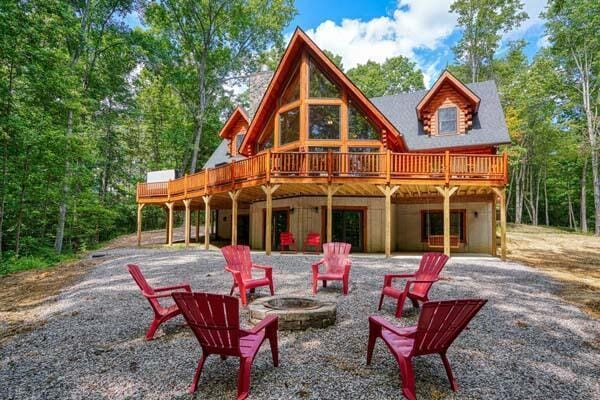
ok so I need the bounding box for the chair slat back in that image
[412,299,487,356]
[221,245,253,280]
[280,232,295,245]
[172,292,241,355]
[128,264,163,311]
[323,242,351,274]
[305,233,321,246]
[412,253,449,297]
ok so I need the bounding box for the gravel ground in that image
[1,248,599,400]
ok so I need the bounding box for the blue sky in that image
[287,0,548,86]
[127,0,548,87]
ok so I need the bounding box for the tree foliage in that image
[346,56,425,97]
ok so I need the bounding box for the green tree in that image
[450,0,528,83]
[346,56,424,98]
[544,0,600,234]
[142,0,296,172]
[323,50,344,70]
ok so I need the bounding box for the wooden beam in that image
[202,195,212,250]
[261,184,280,255]
[229,189,242,245]
[164,207,169,244]
[166,202,174,246]
[196,210,200,243]
[491,194,497,257]
[435,186,458,256]
[183,199,191,247]
[377,185,400,258]
[320,184,341,243]
[491,187,506,261]
[136,203,145,247]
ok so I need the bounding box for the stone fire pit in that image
[248,296,336,330]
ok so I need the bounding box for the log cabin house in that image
[136,28,510,258]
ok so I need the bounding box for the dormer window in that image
[438,107,457,134]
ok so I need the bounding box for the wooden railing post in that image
[386,150,391,183]
[444,151,450,185]
[327,150,333,182]
[167,179,172,201]
[503,152,508,184]
[231,161,236,189]
[266,149,271,182]
[184,174,188,197]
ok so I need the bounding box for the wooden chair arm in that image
[225,268,244,284]
[253,264,272,278]
[154,284,191,292]
[143,292,177,299]
[369,316,417,338]
[403,278,439,292]
[250,314,278,334]
[384,273,416,286]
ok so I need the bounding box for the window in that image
[280,69,300,105]
[309,105,340,140]
[421,210,465,242]
[309,59,340,98]
[348,147,380,153]
[279,107,300,145]
[235,134,245,153]
[348,103,379,140]
[438,106,457,134]
[308,146,340,152]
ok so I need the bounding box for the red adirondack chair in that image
[367,299,487,400]
[302,232,321,254]
[221,245,274,306]
[172,292,279,399]
[312,242,352,295]
[378,252,449,318]
[279,231,297,253]
[127,264,192,340]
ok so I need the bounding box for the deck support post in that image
[491,187,506,261]
[435,186,459,256]
[229,189,242,245]
[202,195,212,250]
[377,185,400,258]
[183,199,191,247]
[195,210,201,242]
[321,184,342,244]
[165,202,174,246]
[491,193,497,256]
[261,184,280,255]
[136,203,145,247]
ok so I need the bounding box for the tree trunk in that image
[567,191,575,229]
[189,56,207,173]
[54,109,73,254]
[580,158,588,232]
[514,160,526,223]
[15,154,30,257]
[0,63,14,259]
[544,168,549,226]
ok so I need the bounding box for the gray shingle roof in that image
[204,80,510,167]
[370,80,511,151]
[202,140,245,169]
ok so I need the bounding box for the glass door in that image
[269,209,289,251]
[330,209,364,252]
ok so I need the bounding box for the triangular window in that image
[348,102,379,140]
[309,58,340,98]
[280,67,300,105]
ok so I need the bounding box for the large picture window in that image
[309,105,340,140]
[279,107,300,145]
[438,106,457,134]
[309,59,340,98]
[280,69,300,105]
[421,210,466,242]
[348,103,378,140]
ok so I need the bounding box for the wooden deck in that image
[137,150,508,203]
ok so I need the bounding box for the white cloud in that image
[303,0,457,86]
[299,0,547,87]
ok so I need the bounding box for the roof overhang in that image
[218,106,250,140]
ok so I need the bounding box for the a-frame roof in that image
[416,70,480,119]
[218,106,250,139]
[239,27,406,156]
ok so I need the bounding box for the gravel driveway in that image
[1,248,599,399]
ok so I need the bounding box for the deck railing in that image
[137,150,508,201]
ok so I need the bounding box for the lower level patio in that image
[1,249,598,399]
